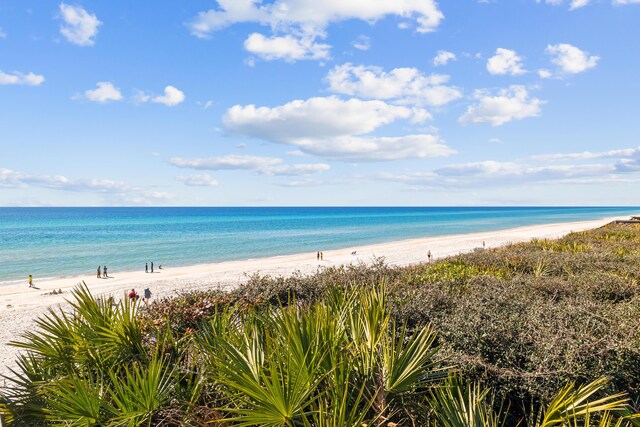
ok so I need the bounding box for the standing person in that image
[28,274,33,288]
[97,266,101,278]
[483,241,486,249]
[320,252,323,261]
[427,250,432,263]
[103,265,108,278]
[145,263,148,273]
[317,251,320,260]
[151,262,154,273]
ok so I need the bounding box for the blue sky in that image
[1,0,639,206]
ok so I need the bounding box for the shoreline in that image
[0,215,631,377]
[2,211,634,287]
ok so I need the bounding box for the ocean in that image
[1,206,637,283]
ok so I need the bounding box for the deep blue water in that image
[1,207,637,283]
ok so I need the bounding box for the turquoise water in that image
[1,207,637,283]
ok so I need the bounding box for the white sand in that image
[0,216,628,378]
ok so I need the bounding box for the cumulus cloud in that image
[0,70,45,86]
[58,3,101,46]
[223,96,454,161]
[224,96,415,140]
[433,50,456,66]
[486,48,526,75]
[458,85,544,126]
[76,82,123,103]
[153,86,185,106]
[546,43,599,74]
[0,168,173,203]
[189,0,444,38]
[326,64,462,107]
[244,33,330,61]
[176,173,220,187]
[170,154,330,176]
[134,86,186,106]
[188,0,443,62]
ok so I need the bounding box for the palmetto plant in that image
[191,285,449,426]
[1,283,639,426]
[0,284,180,426]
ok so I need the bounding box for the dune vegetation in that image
[1,222,640,426]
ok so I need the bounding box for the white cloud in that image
[170,154,330,176]
[197,100,214,109]
[58,3,101,46]
[376,145,640,189]
[244,33,330,61]
[546,43,599,74]
[538,69,552,79]
[459,85,544,126]
[570,0,591,9]
[0,168,173,203]
[288,134,455,162]
[486,48,526,75]
[538,0,640,7]
[326,64,462,107]
[433,50,456,66]
[176,173,220,187]
[152,86,186,106]
[76,82,123,103]
[135,86,186,106]
[188,0,444,38]
[0,70,45,86]
[223,96,454,161]
[530,147,640,162]
[224,96,415,140]
[352,35,371,51]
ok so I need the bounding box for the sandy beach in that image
[0,216,628,378]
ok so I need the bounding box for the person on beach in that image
[97,266,101,278]
[428,250,432,263]
[144,288,152,301]
[28,274,33,288]
[103,265,108,278]
[320,252,323,260]
[483,241,486,248]
[151,262,154,273]
[128,288,139,302]
[145,263,148,273]
[317,251,320,260]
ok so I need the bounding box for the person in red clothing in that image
[128,288,139,302]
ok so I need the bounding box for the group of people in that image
[316,251,324,260]
[128,287,152,303]
[97,265,108,278]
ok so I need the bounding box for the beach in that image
[0,216,627,378]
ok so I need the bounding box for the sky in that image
[1,0,639,206]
